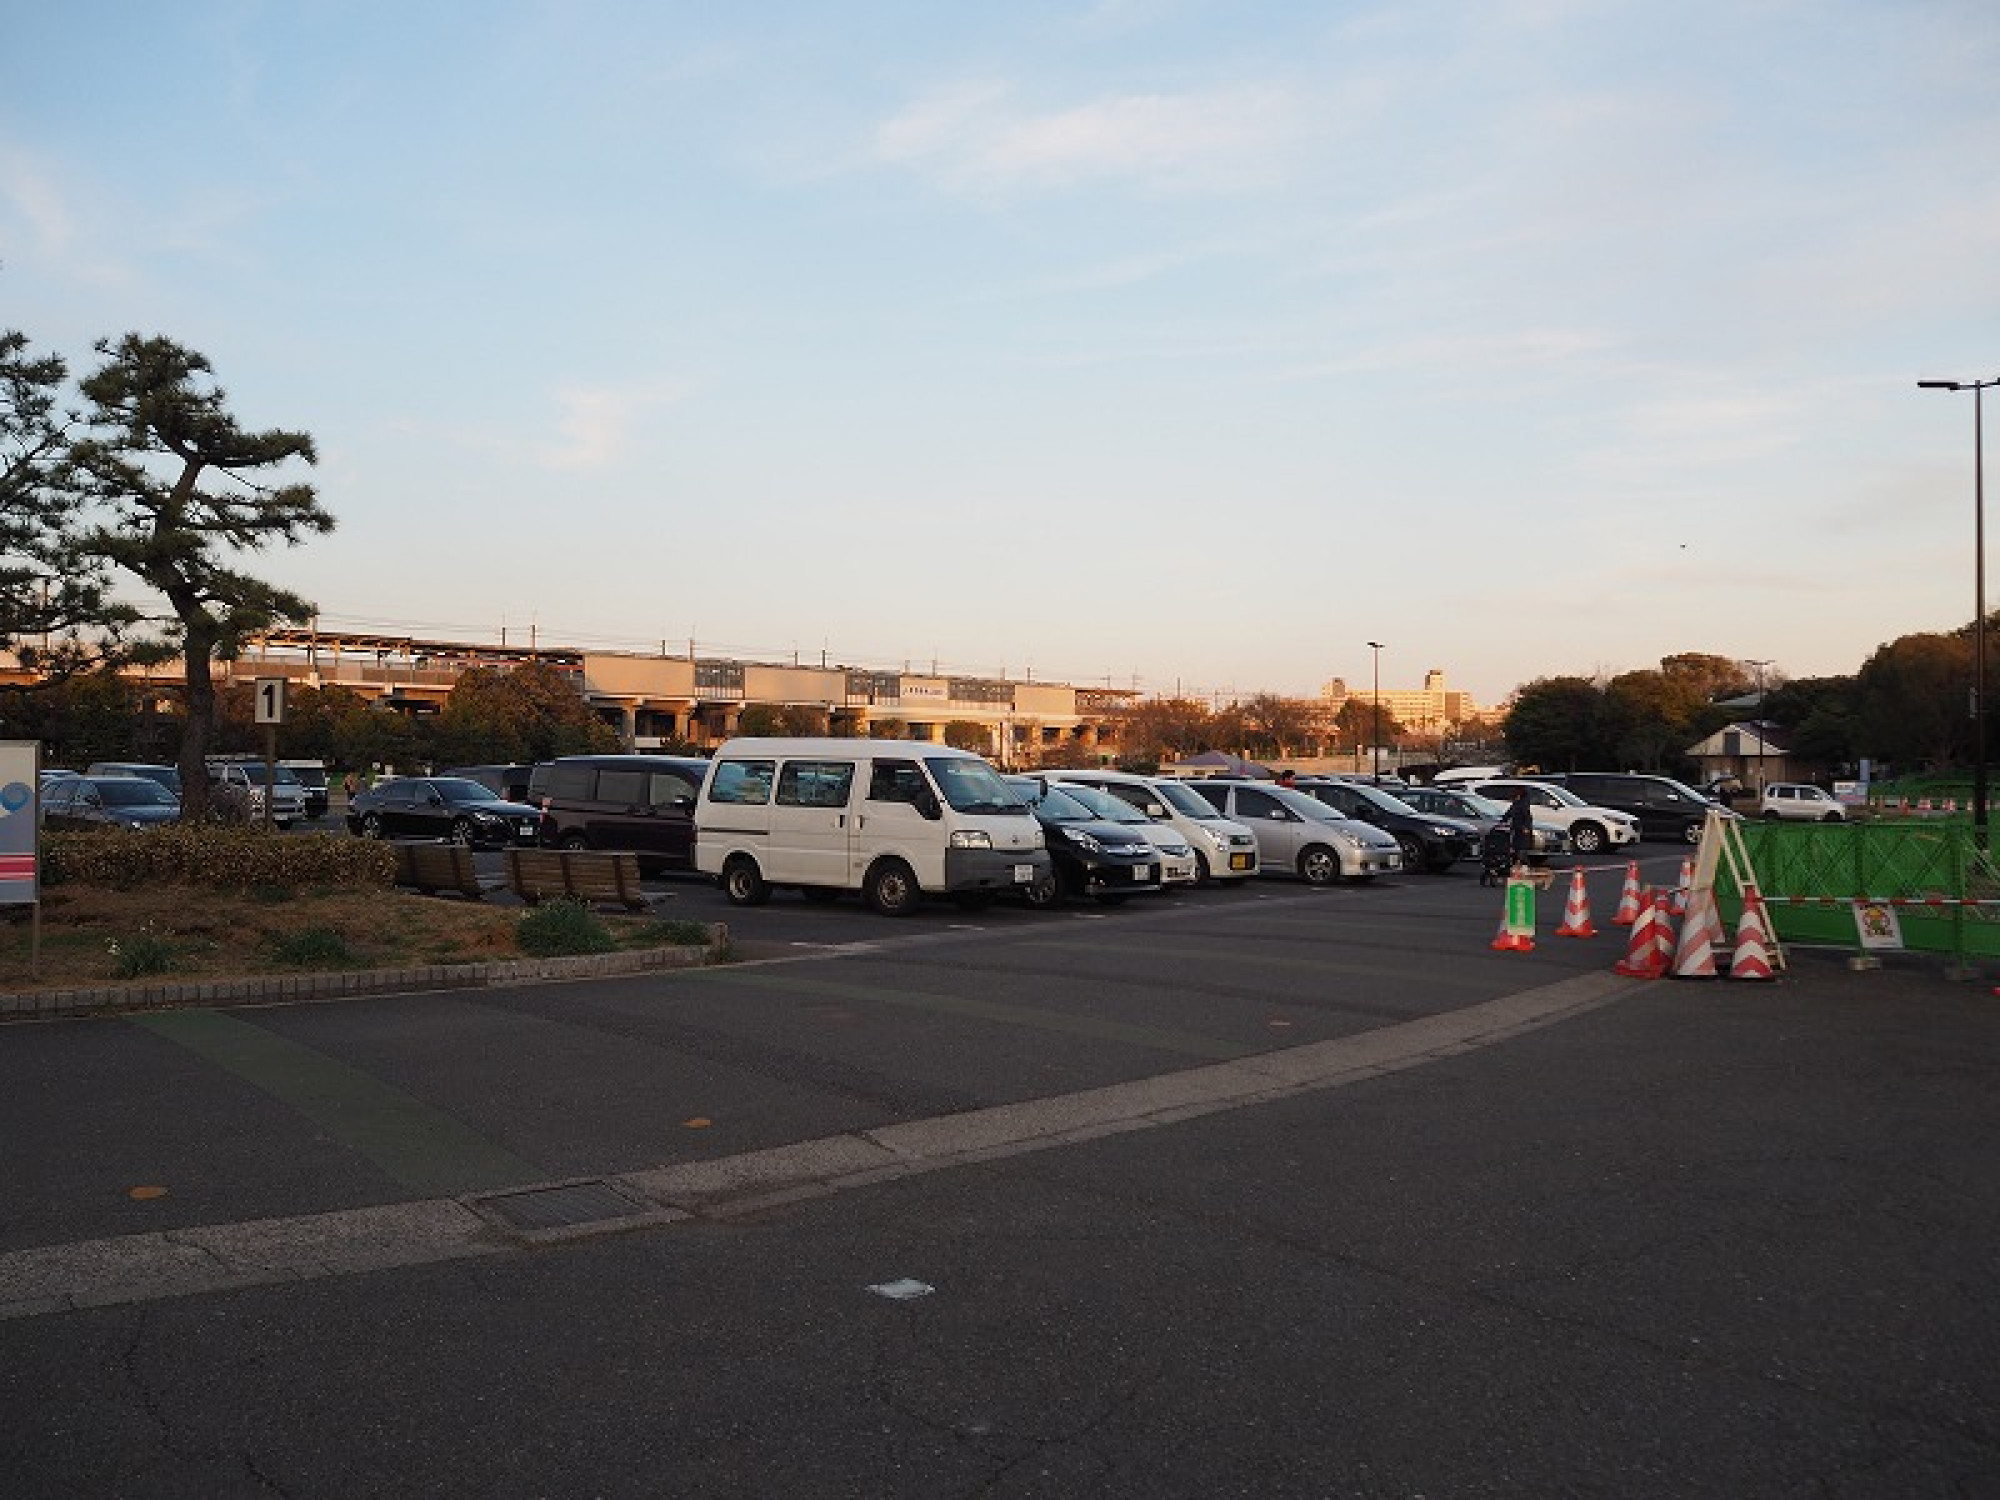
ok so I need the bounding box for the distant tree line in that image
[1504,631,1987,777]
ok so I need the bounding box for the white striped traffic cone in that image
[1554,867,1597,938]
[1671,887,1727,979]
[1611,862,1642,925]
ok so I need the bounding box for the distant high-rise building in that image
[1320,668,1479,732]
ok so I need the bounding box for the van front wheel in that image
[721,855,771,907]
[865,860,922,917]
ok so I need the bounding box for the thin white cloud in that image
[875,80,1303,194]
[542,383,690,471]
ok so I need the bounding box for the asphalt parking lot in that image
[3,844,1995,1496]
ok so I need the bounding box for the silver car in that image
[1184,779,1402,884]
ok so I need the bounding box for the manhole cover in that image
[474,1179,647,1232]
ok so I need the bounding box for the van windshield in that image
[926,757,1029,815]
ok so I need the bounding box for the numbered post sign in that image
[254,676,288,726]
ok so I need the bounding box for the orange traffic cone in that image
[1727,899,1775,980]
[1611,862,1642,925]
[1670,858,1694,916]
[1671,887,1726,979]
[1555,867,1597,938]
[1613,889,1667,977]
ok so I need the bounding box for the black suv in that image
[1535,772,1729,844]
[1291,777,1481,872]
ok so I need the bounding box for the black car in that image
[444,763,537,804]
[1003,776,1162,907]
[1536,772,1732,844]
[1291,777,1481,872]
[40,774,182,831]
[346,776,543,847]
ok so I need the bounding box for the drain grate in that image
[474,1179,648,1232]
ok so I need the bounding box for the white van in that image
[694,738,1052,916]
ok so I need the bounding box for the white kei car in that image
[1759,783,1847,822]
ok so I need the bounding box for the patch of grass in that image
[107,928,175,980]
[264,926,356,967]
[248,883,297,905]
[628,918,715,949]
[516,898,617,957]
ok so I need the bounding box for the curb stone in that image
[0,924,731,1022]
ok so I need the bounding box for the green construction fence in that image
[1709,822,2000,964]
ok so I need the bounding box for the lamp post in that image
[1918,375,1998,840]
[1366,641,1385,780]
[1745,658,1772,795]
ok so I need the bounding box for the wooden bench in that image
[392,840,492,900]
[505,847,648,911]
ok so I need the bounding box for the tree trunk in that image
[176,620,219,824]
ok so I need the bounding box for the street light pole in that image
[1745,658,1772,795]
[1919,376,1997,841]
[1366,641,1385,780]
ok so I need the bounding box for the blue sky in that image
[4,0,1997,709]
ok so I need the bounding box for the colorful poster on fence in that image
[1853,899,1903,951]
[0,741,37,903]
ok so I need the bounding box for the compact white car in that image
[1048,769,1260,884]
[1759,783,1847,822]
[1466,778,1641,856]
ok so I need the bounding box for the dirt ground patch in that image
[0,883,701,995]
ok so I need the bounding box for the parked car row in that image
[42,758,318,829]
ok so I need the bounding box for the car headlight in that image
[1161,841,1192,857]
[1333,830,1367,850]
[949,829,993,850]
[1428,824,1458,838]
[1063,827,1104,853]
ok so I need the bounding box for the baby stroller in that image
[1478,823,1516,887]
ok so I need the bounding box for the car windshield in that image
[1349,782,1422,817]
[1152,781,1218,819]
[1007,778,1093,823]
[1270,786,1347,822]
[96,779,177,807]
[232,764,302,787]
[430,778,500,803]
[1657,777,1714,802]
[1459,793,1509,818]
[1054,783,1147,824]
[1510,781,1589,808]
[926,757,1028,814]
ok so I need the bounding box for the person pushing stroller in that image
[1479,789,1538,887]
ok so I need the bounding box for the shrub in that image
[43,828,395,891]
[516,898,616,957]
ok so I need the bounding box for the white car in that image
[1026,777,1198,886]
[1184,779,1403,884]
[1466,778,1641,856]
[1759,783,1847,822]
[1048,769,1260,884]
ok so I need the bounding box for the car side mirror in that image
[914,788,942,821]
[1144,802,1165,817]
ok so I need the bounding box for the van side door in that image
[770,759,858,887]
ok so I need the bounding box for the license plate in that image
[1012,864,1034,883]
[1229,853,1253,871]
[1132,865,1154,882]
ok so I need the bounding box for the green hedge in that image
[43,827,396,890]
